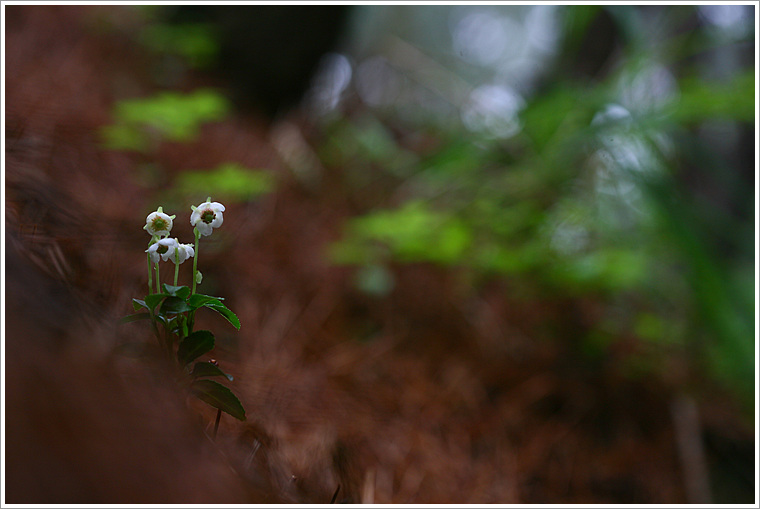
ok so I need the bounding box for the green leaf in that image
[177,330,215,366]
[160,296,192,315]
[162,284,191,299]
[187,293,224,310]
[191,361,234,381]
[132,298,148,311]
[204,302,241,330]
[145,293,167,312]
[190,380,246,421]
[167,314,188,337]
[119,312,151,324]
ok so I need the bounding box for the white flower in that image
[146,237,179,264]
[167,241,195,265]
[144,207,175,237]
[190,200,225,237]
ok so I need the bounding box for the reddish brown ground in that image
[4,5,754,504]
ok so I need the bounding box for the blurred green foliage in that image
[671,69,755,123]
[100,89,230,152]
[138,23,219,69]
[331,200,472,266]
[96,4,752,413]
[325,6,755,412]
[173,163,275,203]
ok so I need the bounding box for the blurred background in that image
[4,3,757,504]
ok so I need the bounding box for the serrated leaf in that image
[177,330,215,366]
[160,296,192,315]
[132,298,148,311]
[119,312,151,324]
[191,361,234,381]
[190,379,246,421]
[205,302,241,330]
[162,284,191,299]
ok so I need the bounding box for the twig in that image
[671,394,712,504]
[213,408,222,439]
[330,484,341,504]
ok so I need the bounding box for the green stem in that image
[192,228,200,295]
[150,312,162,349]
[174,247,180,286]
[155,263,161,294]
[147,252,153,295]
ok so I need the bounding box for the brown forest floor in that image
[4,5,756,504]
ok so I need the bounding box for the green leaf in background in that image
[338,200,472,266]
[177,330,215,366]
[521,85,590,152]
[204,302,241,330]
[191,361,234,381]
[174,162,275,203]
[671,69,755,124]
[100,123,150,152]
[118,89,225,140]
[551,248,649,292]
[190,379,246,421]
[327,239,377,266]
[139,22,219,69]
[100,89,230,152]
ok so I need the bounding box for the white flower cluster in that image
[146,238,195,264]
[143,199,225,265]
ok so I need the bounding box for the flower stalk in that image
[192,227,200,295]
[174,247,180,286]
[147,252,153,295]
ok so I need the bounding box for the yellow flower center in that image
[157,244,169,254]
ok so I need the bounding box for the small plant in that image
[123,197,246,432]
